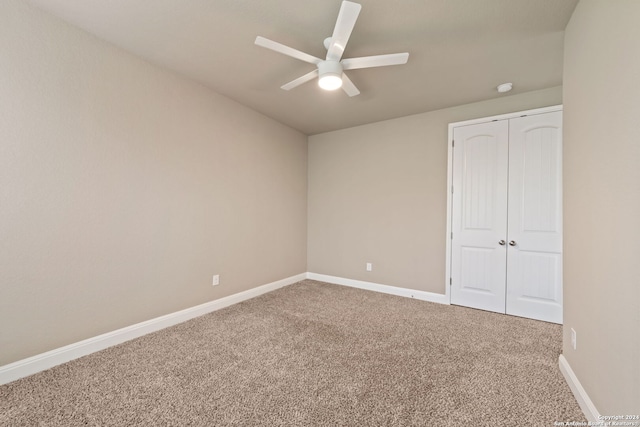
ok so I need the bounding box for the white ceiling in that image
[27,0,578,135]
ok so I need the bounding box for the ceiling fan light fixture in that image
[318,73,343,90]
[318,60,344,91]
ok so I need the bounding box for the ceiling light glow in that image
[319,73,343,91]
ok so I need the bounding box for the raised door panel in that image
[506,111,563,323]
[450,121,509,313]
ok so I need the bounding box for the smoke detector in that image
[497,83,513,93]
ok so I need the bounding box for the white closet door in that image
[450,121,509,313]
[506,112,563,323]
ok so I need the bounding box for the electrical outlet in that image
[212,275,220,286]
[571,328,577,350]
[366,263,372,272]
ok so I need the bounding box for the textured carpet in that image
[1,280,585,426]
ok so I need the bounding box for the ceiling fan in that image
[255,0,409,97]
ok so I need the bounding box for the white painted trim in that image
[307,272,449,305]
[448,104,564,129]
[445,104,563,305]
[0,273,306,385]
[445,117,454,304]
[558,354,601,422]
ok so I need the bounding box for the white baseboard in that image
[0,273,306,386]
[559,354,601,422]
[306,272,449,305]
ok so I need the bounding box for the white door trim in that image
[445,105,563,304]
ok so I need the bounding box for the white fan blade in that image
[281,69,319,91]
[341,53,409,70]
[326,1,362,62]
[255,36,322,65]
[341,73,360,97]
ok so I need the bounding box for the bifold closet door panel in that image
[506,111,563,324]
[450,120,509,314]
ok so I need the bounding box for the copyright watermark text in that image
[554,415,640,427]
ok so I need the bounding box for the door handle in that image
[509,240,517,246]
[498,240,506,246]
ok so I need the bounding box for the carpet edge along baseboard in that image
[0,273,306,385]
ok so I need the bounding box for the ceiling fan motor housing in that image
[318,60,343,78]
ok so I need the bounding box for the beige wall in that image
[308,87,562,293]
[563,0,640,414]
[0,1,307,365]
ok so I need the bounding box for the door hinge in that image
[451,185,454,194]
[449,277,452,286]
[450,232,453,239]
[452,140,455,147]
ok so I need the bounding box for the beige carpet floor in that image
[0,280,585,426]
